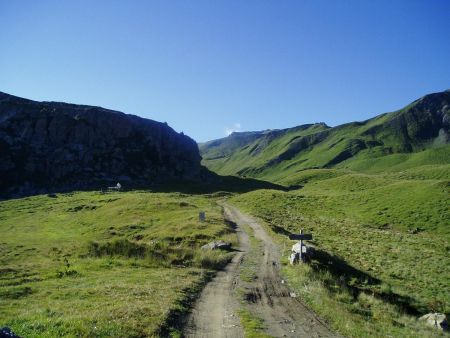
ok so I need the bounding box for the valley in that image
[2,1,449,336]
[1,89,449,337]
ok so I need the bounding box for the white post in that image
[300,229,303,262]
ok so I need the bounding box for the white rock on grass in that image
[419,313,448,331]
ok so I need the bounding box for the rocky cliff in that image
[0,92,202,197]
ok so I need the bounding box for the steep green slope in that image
[200,90,450,181]
[200,123,331,177]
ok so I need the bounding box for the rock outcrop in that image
[0,92,202,197]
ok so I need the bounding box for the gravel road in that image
[183,203,340,338]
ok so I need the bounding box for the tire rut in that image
[183,202,340,338]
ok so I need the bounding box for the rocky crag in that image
[0,92,203,197]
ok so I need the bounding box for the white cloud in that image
[224,123,242,136]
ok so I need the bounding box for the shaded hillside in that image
[200,90,450,181]
[0,92,202,196]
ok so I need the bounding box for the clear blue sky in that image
[1,1,449,142]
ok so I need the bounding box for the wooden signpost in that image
[288,233,312,241]
[289,229,313,265]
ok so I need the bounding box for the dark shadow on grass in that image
[269,224,292,237]
[310,247,422,315]
[279,228,427,315]
[149,172,286,194]
[286,184,304,191]
[0,170,286,201]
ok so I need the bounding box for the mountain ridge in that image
[200,90,450,181]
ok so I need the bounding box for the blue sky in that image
[1,1,449,142]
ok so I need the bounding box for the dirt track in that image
[183,203,339,338]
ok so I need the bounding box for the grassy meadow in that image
[0,191,236,337]
[198,91,449,336]
[230,165,449,337]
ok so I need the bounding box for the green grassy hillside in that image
[200,90,450,182]
[230,167,449,337]
[200,90,449,337]
[0,191,236,337]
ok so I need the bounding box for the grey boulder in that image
[201,241,231,250]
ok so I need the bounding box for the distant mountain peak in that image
[200,89,450,178]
